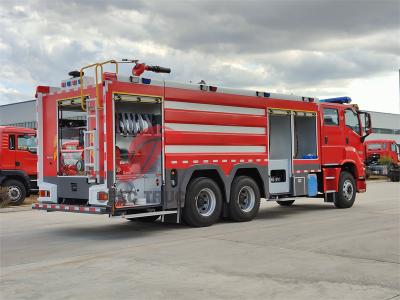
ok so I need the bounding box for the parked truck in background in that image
[33,59,372,226]
[365,139,400,182]
[0,126,38,205]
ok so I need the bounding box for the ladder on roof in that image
[83,97,100,183]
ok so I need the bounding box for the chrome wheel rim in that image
[237,186,256,213]
[8,186,21,202]
[195,188,216,217]
[342,180,354,201]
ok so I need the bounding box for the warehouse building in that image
[0,99,399,143]
[0,100,36,129]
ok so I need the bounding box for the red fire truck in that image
[365,139,400,181]
[0,126,37,205]
[32,60,371,226]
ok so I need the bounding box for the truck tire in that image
[389,172,400,182]
[389,165,400,182]
[277,200,295,206]
[183,177,222,227]
[334,171,356,209]
[229,176,260,222]
[3,179,26,206]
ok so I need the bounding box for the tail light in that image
[39,190,50,197]
[170,169,178,187]
[97,192,109,201]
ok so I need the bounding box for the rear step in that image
[32,203,107,214]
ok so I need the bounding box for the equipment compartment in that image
[294,112,317,159]
[114,95,162,207]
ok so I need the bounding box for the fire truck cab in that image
[33,60,371,227]
[0,126,37,205]
[365,139,400,181]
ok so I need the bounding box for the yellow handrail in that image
[80,63,99,111]
[95,60,119,109]
[80,60,119,111]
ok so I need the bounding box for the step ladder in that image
[83,97,100,183]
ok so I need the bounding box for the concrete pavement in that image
[1,181,399,299]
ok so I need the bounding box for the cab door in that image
[2,134,16,169]
[390,142,400,164]
[344,109,364,161]
[321,105,344,165]
[15,134,37,176]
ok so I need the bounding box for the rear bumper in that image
[32,203,108,214]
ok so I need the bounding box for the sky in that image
[0,0,399,113]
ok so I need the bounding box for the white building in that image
[366,111,400,143]
[1,100,399,143]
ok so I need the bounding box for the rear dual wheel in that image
[229,176,260,222]
[183,177,222,227]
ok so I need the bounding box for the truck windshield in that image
[17,135,37,152]
[344,109,361,135]
[367,143,386,150]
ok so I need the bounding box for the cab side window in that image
[344,109,360,135]
[323,108,339,126]
[9,135,15,150]
[391,143,398,153]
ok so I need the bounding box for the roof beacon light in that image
[319,96,352,104]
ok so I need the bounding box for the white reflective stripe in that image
[165,123,264,134]
[166,145,265,153]
[164,101,265,116]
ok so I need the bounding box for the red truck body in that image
[32,60,371,226]
[365,140,400,164]
[0,126,37,205]
[364,139,400,181]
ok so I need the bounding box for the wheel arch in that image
[341,161,358,179]
[178,165,228,208]
[230,166,267,200]
[0,170,30,195]
[177,163,268,207]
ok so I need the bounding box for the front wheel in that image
[183,177,222,227]
[388,165,400,182]
[229,176,260,222]
[334,171,356,209]
[3,180,26,206]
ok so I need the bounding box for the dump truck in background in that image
[0,126,37,205]
[33,59,371,226]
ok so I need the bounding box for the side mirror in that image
[359,111,372,142]
[28,147,37,154]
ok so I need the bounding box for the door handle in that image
[15,161,20,166]
[324,136,328,144]
[346,137,349,144]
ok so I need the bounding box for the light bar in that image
[61,77,94,89]
[319,96,352,104]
